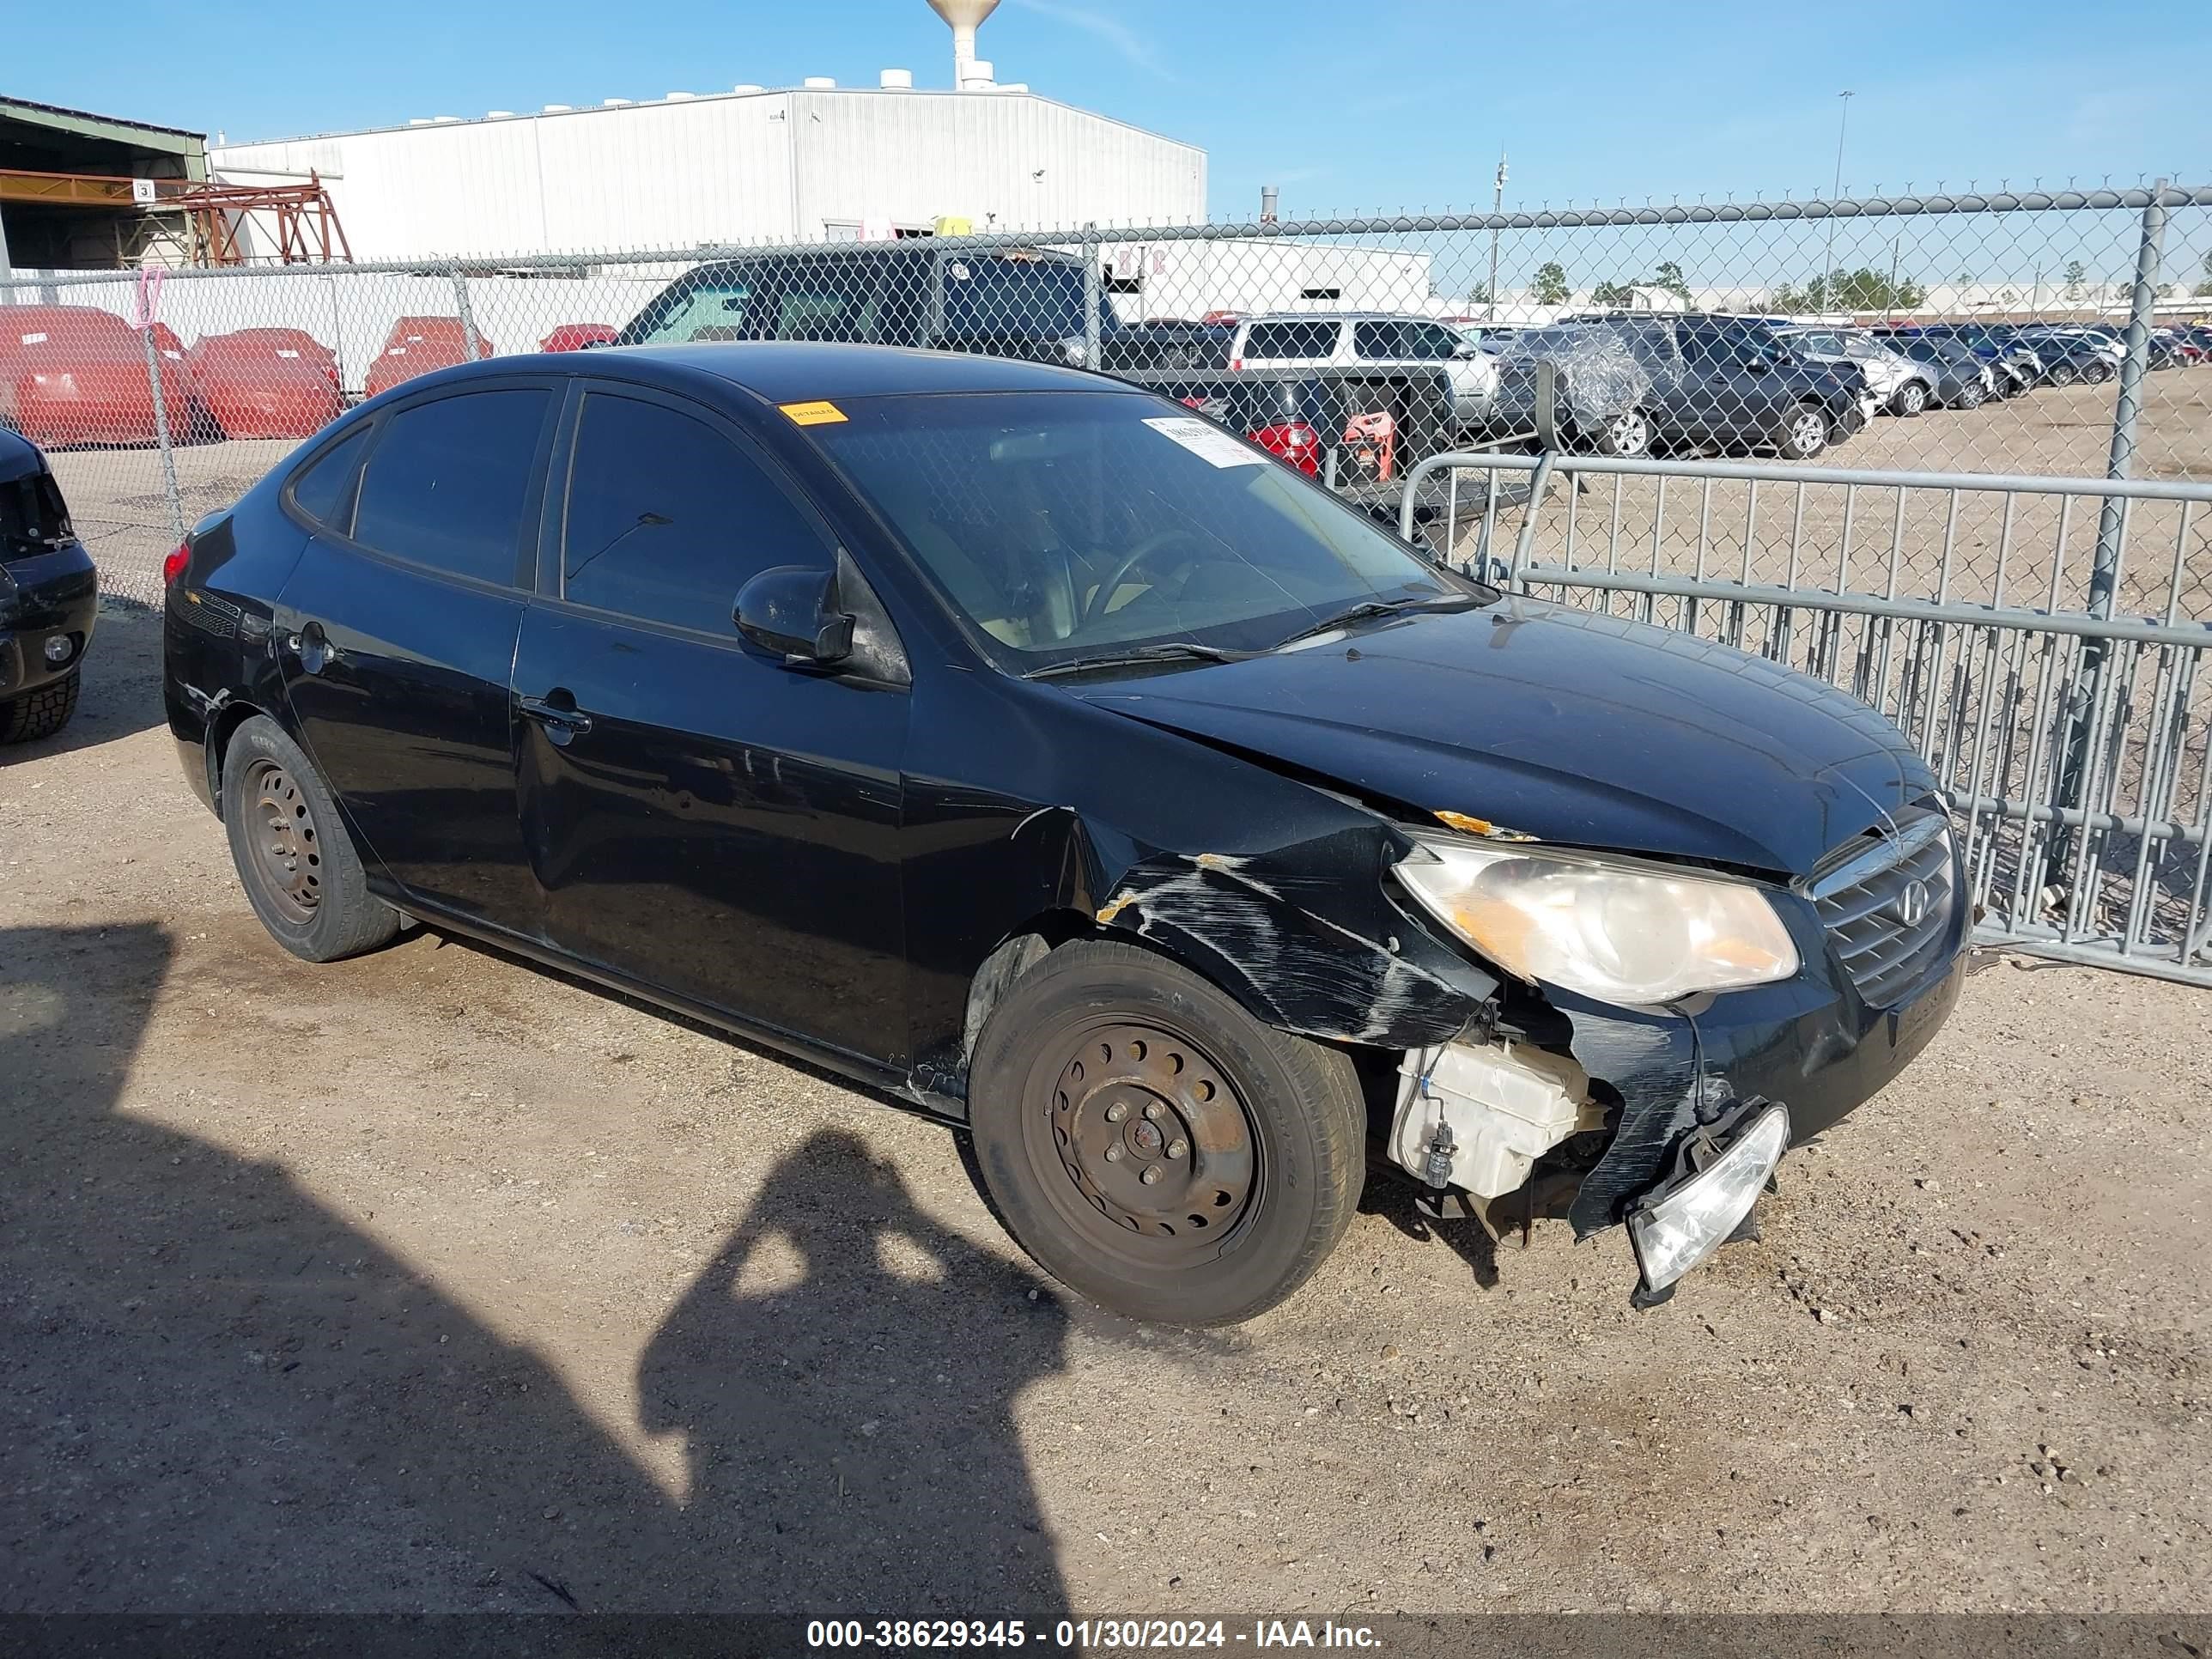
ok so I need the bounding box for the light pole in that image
[1820,90,1852,316]
[1486,152,1507,323]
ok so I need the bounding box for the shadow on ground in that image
[0,921,1072,1614]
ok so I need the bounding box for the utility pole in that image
[1486,152,1507,323]
[1820,90,1852,317]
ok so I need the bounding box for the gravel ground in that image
[1,613,2207,1618]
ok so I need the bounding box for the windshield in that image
[808,390,1470,671]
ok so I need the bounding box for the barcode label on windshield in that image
[1143,416,1266,469]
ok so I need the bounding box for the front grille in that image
[1806,811,1956,1009]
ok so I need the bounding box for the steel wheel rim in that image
[1788,412,1827,455]
[1023,1018,1260,1265]
[245,757,322,925]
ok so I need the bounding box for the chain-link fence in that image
[4,184,2209,605]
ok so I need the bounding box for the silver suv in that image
[1226,313,1501,428]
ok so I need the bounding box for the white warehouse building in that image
[208,78,1207,262]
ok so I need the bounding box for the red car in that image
[0,305,191,448]
[362,317,496,400]
[185,328,344,440]
[538,323,619,353]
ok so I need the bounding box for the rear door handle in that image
[519,693,593,743]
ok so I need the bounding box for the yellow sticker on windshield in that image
[779,400,848,426]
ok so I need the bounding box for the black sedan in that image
[161,343,1966,1324]
[1,425,96,743]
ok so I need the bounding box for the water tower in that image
[927,0,1001,88]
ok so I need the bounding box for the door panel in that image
[513,381,909,1061]
[274,381,555,929]
[277,542,536,925]
[514,608,908,1060]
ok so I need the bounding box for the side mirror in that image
[733,566,854,665]
[1741,354,1771,374]
[1451,341,1482,359]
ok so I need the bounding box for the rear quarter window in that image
[286,424,373,530]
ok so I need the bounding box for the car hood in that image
[1066,599,1934,877]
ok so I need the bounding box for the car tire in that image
[2047,362,2079,388]
[1955,383,1986,410]
[967,939,1365,1327]
[2085,359,2114,385]
[221,714,400,963]
[0,667,81,744]
[184,398,225,446]
[1779,403,1832,460]
[1890,380,1929,416]
[1590,408,1651,458]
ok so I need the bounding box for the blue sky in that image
[13,0,2208,218]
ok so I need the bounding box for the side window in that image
[1411,324,1462,360]
[1351,321,1401,359]
[288,423,373,530]
[351,388,550,585]
[1243,320,1338,360]
[561,391,830,631]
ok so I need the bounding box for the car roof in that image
[428,341,1127,404]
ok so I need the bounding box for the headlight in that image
[1394,832,1800,1006]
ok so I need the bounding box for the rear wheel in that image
[2085,359,2114,385]
[1890,379,1929,416]
[1590,408,1651,458]
[1779,403,1832,460]
[1954,381,1986,410]
[221,714,399,962]
[968,940,1364,1326]
[2046,361,2079,388]
[0,668,80,744]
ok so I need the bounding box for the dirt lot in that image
[1,611,2208,1618]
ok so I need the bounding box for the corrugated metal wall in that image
[789,91,1204,234]
[210,90,1203,262]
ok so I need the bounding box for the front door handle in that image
[519,692,593,744]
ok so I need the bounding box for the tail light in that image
[162,542,190,586]
[1249,422,1321,476]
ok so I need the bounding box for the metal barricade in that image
[1401,451,2212,983]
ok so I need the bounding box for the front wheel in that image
[2085,359,2114,385]
[968,940,1365,1326]
[1590,407,1651,458]
[221,714,401,962]
[1955,382,1987,410]
[1778,404,1832,460]
[0,668,81,744]
[1890,380,1929,416]
[2046,362,2079,388]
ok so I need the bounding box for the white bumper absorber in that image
[1389,1038,1602,1200]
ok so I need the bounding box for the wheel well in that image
[205,698,273,819]
[959,907,1304,1069]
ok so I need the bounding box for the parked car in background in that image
[160,341,1966,1324]
[539,324,620,353]
[0,425,94,743]
[1225,313,1502,431]
[1487,318,1866,459]
[363,318,498,400]
[0,304,191,448]
[1907,324,2043,395]
[1777,325,1931,416]
[1871,332,1995,409]
[617,245,1119,366]
[185,329,345,440]
[2023,335,2117,386]
[1097,320,1234,373]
